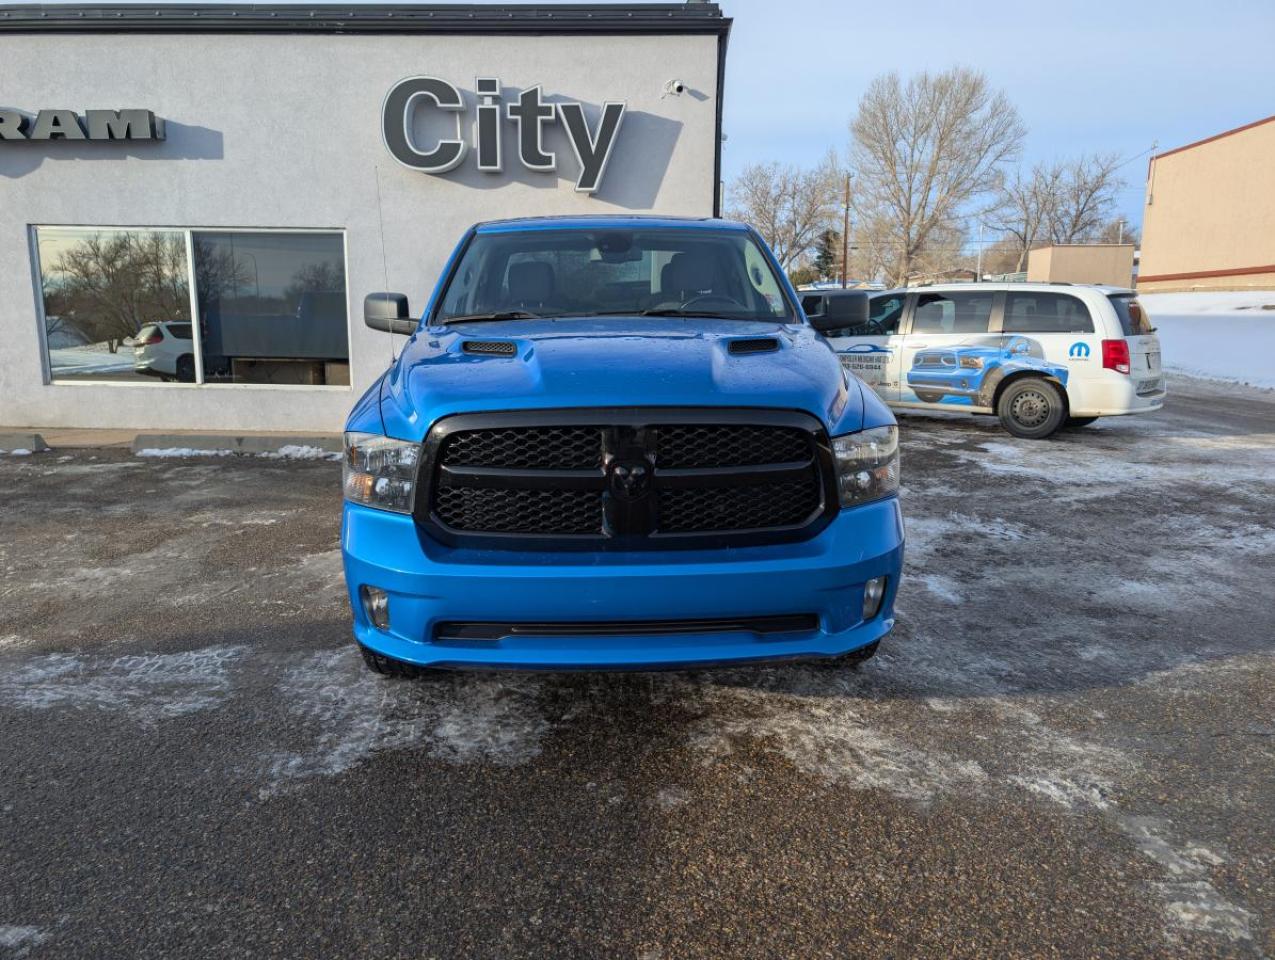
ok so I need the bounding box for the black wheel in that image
[176,355,196,383]
[1066,416,1099,428]
[913,390,945,404]
[815,640,880,670]
[996,378,1066,439]
[358,643,444,680]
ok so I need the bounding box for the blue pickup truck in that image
[340,216,903,674]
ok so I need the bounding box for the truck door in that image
[819,292,908,402]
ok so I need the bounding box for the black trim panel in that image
[434,614,819,643]
[0,4,730,34]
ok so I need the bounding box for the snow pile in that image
[0,449,33,456]
[1140,291,1275,389]
[259,444,342,461]
[136,447,234,458]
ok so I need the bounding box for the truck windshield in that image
[433,227,796,324]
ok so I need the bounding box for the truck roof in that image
[475,215,750,233]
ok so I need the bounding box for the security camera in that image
[664,79,686,96]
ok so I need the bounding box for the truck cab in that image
[340,216,904,674]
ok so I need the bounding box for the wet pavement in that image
[1,375,1272,959]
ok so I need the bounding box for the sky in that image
[716,0,1275,231]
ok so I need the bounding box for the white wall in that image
[0,31,720,431]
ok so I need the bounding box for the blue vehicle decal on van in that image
[905,335,1068,406]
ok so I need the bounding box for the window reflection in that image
[36,228,192,382]
[192,232,349,385]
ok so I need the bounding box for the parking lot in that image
[1,375,1272,959]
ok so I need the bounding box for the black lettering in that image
[506,86,556,172]
[557,101,626,193]
[382,77,466,173]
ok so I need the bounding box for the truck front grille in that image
[417,409,835,549]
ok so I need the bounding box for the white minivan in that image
[802,283,1164,439]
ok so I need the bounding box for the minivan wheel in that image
[996,378,1066,439]
[1066,416,1099,428]
[176,355,196,383]
[358,643,445,680]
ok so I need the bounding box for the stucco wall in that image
[1138,117,1275,293]
[1026,244,1135,287]
[0,31,720,431]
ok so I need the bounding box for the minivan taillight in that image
[1102,339,1130,375]
[138,331,163,345]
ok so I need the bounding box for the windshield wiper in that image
[442,310,541,325]
[639,308,728,318]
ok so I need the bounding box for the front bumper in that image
[341,497,905,670]
[907,370,980,396]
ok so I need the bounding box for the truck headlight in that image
[832,426,899,507]
[959,356,984,369]
[343,432,421,514]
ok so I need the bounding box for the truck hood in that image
[378,317,860,441]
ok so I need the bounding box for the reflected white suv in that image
[130,321,196,382]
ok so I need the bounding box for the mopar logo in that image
[1069,342,1091,359]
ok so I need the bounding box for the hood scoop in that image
[462,339,518,356]
[728,337,780,356]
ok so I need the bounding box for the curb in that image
[131,434,342,455]
[0,432,50,453]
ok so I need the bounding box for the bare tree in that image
[850,67,1025,286]
[987,161,1064,271]
[1048,153,1123,244]
[727,153,843,270]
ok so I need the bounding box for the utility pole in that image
[975,221,984,279]
[841,172,852,288]
[1117,218,1126,245]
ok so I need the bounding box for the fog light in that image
[863,576,887,620]
[360,585,390,630]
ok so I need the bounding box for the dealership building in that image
[1139,113,1275,293]
[0,3,729,432]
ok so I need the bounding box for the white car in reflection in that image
[129,321,196,382]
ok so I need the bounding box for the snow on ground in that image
[48,343,135,376]
[1141,291,1275,389]
[136,445,340,461]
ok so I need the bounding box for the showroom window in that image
[33,226,349,386]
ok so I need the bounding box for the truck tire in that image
[996,378,1066,439]
[913,390,945,404]
[1066,416,1099,428]
[358,643,444,680]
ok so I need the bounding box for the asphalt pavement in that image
[1,375,1272,959]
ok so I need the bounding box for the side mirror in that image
[364,292,417,336]
[807,292,869,335]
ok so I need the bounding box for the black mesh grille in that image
[656,424,811,469]
[656,479,821,532]
[462,340,518,356]
[423,413,832,546]
[728,337,779,355]
[441,426,603,469]
[434,486,602,534]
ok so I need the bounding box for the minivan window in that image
[436,228,796,323]
[1003,292,1094,333]
[912,292,994,334]
[1109,295,1154,336]
[167,323,194,340]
